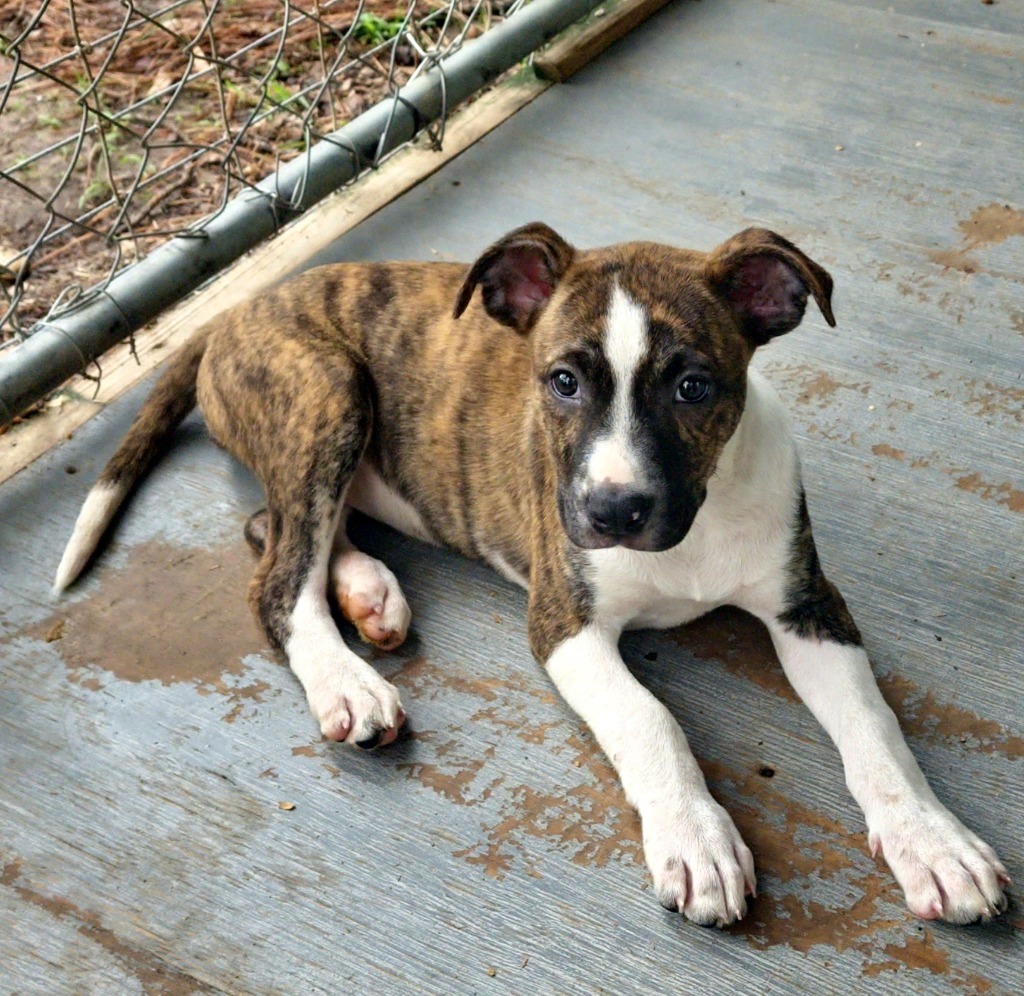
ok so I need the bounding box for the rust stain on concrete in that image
[962,379,1024,422]
[736,874,902,957]
[966,90,1016,108]
[805,422,858,446]
[766,364,869,409]
[752,906,1000,993]
[390,655,571,809]
[32,540,273,718]
[704,760,861,887]
[2,859,215,994]
[454,730,642,877]
[518,720,562,745]
[390,654,557,707]
[44,619,65,642]
[704,761,914,970]
[871,443,906,461]
[879,674,1024,760]
[930,203,1024,275]
[957,203,1024,247]
[949,471,1024,514]
[400,756,489,806]
[467,705,563,746]
[671,607,799,704]
[398,734,495,806]
[862,932,995,994]
[394,728,502,807]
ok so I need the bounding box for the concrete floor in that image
[1,0,1022,992]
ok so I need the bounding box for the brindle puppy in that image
[56,224,1009,928]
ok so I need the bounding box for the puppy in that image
[56,223,1009,927]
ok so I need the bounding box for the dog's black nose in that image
[586,487,654,538]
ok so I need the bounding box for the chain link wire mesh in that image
[0,0,523,348]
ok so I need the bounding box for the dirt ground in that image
[0,1,508,345]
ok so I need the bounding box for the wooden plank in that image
[534,0,675,82]
[0,73,550,488]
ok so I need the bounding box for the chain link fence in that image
[0,0,524,347]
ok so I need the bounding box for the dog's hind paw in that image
[645,798,756,928]
[869,804,1010,924]
[332,550,411,651]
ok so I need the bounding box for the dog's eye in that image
[551,370,580,399]
[675,375,710,404]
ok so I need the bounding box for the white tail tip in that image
[53,481,128,593]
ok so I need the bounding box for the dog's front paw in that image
[644,798,756,927]
[306,666,406,749]
[333,550,411,651]
[869,804,1010,923]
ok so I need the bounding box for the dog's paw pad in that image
[646,801,756,928]
[870,806,1009,924]
[332,551,411,650]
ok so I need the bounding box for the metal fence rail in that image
[0,0,602,427]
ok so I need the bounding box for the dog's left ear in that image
[704,228,836,345]
[454,222,576,333]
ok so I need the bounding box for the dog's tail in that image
[54,329,212,593]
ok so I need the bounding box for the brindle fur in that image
[92,223,842,670]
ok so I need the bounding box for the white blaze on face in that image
[586,283,648,488]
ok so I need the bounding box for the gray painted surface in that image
[1,1,1022,992]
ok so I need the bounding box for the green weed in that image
[352,13,405,47]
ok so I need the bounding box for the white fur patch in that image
[484,548,529,589]
[586,437,636,487]
[604,283,648,399]
[345,462,436,545]
[53,480,129,593]
[585,284,648,488]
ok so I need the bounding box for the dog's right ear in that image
[454,222,576,333]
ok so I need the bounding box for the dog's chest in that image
[586,500,789,632]
[587,547,730,630]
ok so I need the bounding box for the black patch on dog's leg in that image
[777,491,862,645]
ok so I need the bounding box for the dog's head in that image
[455,223,834,552]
